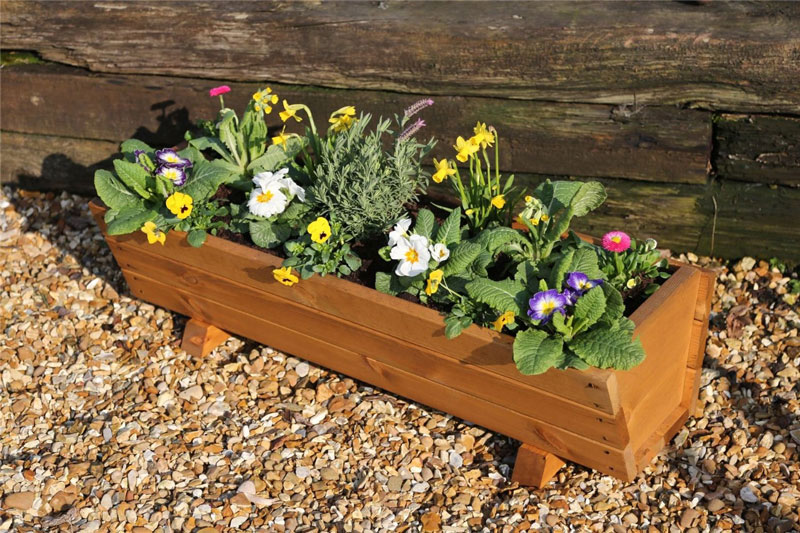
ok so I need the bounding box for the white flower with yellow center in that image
[253,168,305,202]
[390,234,431,277]
[248,182,288,218]
[429,242,450,263]
[388,218,412,247]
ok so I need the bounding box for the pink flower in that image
[209,85,231,97]
[602,231,631,253]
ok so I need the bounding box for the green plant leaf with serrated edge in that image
[442,242,481,276]
[568,248,605,281]
[113,159,152,199]
[248,138,304,172]
[105,207,157,235]
[513,328,564,375]
[182,160,237,203]
[189,136,232,161]
[414,209,435,240]
[555,348,590,370]
[120,139,154,156]
[478,226,527,254]
[435,207,461,245]
[94,170,141,210]
[572,285,606,334]
[570,181,607,217]
[568,317,645,370]
[465,278,526,315]
[186,229,207,248]
[549,249,575,291]
[551,311,572,337]
[598,283,624,327]
[249,219,291,249]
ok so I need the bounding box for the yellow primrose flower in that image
[491,195,506,209]
[432,158,456,184]
[425,269,444,296]
[626,278,637,289]
[472,122,495,149]
[307,217,332,244]
[273,267,299,287]
[252,91,263,102]
[465,208,474,216]
[140,221,165,245]
[279,100,304,123]
[166,192,193,219]
[524,195,533,203]
[492,311,516,332]
[540,213,550,223]
[530,216,540,226]
[329,106,356,133]
[453,136,479,163]
[272,127,291,149]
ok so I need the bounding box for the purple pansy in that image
[528,289,567,323]
[156,165,187,187]
[155,148,192,169]
[566,272,603,295]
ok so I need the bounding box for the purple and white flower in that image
[155,165,187,186]
[527,289,567,323]
[155,148,193,169]
[566,272,603,295]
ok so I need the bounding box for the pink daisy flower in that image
[209,85,231,97]
[602,231,631,253]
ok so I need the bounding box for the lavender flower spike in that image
[398,118,426,141]
[404,98,434,118]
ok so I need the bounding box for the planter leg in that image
[511,443,566,488]
[181,319,229,357]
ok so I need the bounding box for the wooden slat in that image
[3,1,799,112]
[112,242,630,446]
[0,64,712,183]
[120,268,637,478]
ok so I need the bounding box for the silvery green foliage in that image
[307,114,434,240]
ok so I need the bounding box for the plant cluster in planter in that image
[95,85,670,376]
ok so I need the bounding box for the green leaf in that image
[94,169,140,210]
[442,242,482,276]
[247,138,304,173]
[572,285,606,332]
[551,311,572,337]
[120,139,154,156]
[187,229,207,248]
[555,348,590,370]
[435,207,462,245]
[568,248,605,280]
[568,318,646,370]
[535,180,582,212]
[444,315,468,339]
[113,159,153,199]
[549,249,575,291]
[105,207,157,235]
[570,181,607,217]
[189,136,232,161]
[414,209,435,240]
[599,283,625,326]
[465,278,526,315]
[249,220,290,249]
[513,329,564,375]
[478,226,527,254]
[375,271,398,296]
[183,159,236,203]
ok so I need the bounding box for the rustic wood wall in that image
[1,1,799,260]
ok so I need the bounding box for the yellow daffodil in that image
[166,192,193,219]
[273,267,299,287]
[492,311,516,332]
[140,221,166,245]
[425,269,444,296]
[272,127,291,149]
[279,100,304,123]
[432,158,456,184]
[329,105,356,133]
[472,122,495,149]
[453,136,479,163]
[491,195,506,209]
[307,217,332,244]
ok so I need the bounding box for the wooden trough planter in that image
[90,201,715,487]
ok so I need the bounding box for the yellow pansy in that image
[272,127,291,149]
[329,105,356,133]
[425,269,444,296]
[273,267,299,287]
[279,100,304,123]
[453,136,479,163]
[472,122,495,149]
[166,192,193,219]
[492,311,516,332]
[140,221,166,245]
[307,217,332,244]
[491,195,506,209]
[432,158,456,184]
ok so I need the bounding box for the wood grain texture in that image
[0,65,712,183]
[511,444,566,489]
[181,319,230,358]
[3,1,799,112]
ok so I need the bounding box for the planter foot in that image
[181,319,229,357]
[511,443,566,488]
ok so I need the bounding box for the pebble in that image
[740,486,759,503]
[707,498,725,512]
[4,491,35,510]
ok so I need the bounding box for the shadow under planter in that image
[90,200,715,487]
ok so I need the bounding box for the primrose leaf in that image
[247,137,305,173]
[183,159,237,203]
[535,180,582,212]
[572,285,607,331]
[435,207,462,245]
[568,248,605,281]
[442,242,482,276]
[570,181,607,217]
[478,226,527,254]
[113,159,153,199]
[190,136,233,161]
[568,317,645,370]
[599,283,625,327]
[414,209,435,240]
[120,139,154,156]
[555,348,590,370]
[549,249,575,291]
[105,206,157,236]
[465,278,527,315]
[94,169,141,210]
[249,219,290,249]
[513,328,564,375]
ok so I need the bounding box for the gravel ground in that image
[1,187,798,533]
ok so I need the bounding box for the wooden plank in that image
[3,1,799,112]
[120,268,637,478]
[511,444,566,489]
[0,131,115,194]
[0,64,712,183]
[715,113,800,186]
[109,238,631,447]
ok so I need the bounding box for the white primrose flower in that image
[388,218,412,247]
[248,181,288,218]
[390,234,431,277]
[253,168,305,203]
[429,242,450,263]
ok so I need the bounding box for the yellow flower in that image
[329,106,356,133]
[252,91,263,102]
[540,213,550,223]
[432,158,456,184]
[492,311,516,332]
[273,267,299,287]
[272,127,291,149]
[166,192,193,219]
[465,208,474,216]
[253,88,279,114]
[491,195,506,209]
[307,217,332,244]
[626,278,637,289]
[524,195,533,203]
[425,269,444,296]
[279,100,304,123]
[140,221,165,245]
[530,216,540,226]
[472,122,495,149]
[453,136,479,163]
